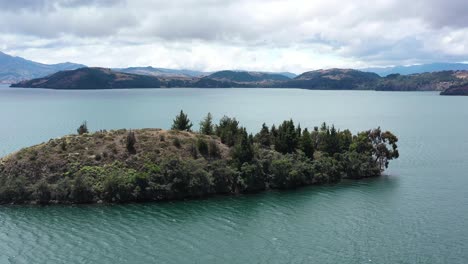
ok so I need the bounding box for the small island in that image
[0,111,399,205]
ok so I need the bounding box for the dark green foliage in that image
[215,116,242,146]
[274,119,299,154]
[231,129,254,166]
[300,128,314,159]
[209,160,237,193]
[71,173,95,203]
[208,140,221,158]
[199,112,214,135]
[171,110,193,131]
[255,123,271,147]
[238,162,265,192]
[312,157,343,183]
[341,152,380,179]
[77,121,88,135]
[197,138,209,156]
[269,153,314,189]
[126,130,136,154]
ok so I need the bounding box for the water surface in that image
[0,87,467,263]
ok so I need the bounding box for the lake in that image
[1,87,467,264]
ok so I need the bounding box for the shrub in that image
[173,137,182,148]
[126,130,137,154]
[209,160,237,194]
[238,162,265,193]
[77,121,89,135]
[208,140,221,158]
[197,138,209,156]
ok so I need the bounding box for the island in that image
[0,111,399,205]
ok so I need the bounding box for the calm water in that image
[1,87,468,264]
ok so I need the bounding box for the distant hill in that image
[11,66,468,95]
[440,84,468,96]
[114,66,206,78]
[10,67,242,89]
[281,69,380,90]
[374,71,468,91]
[0,51,85,83]
[206,70,291,83]
[11,67,164,89]
[362,63,468,76]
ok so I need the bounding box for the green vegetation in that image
[0,112,399,205]
[171,110,193,131]
[199,112,214,135]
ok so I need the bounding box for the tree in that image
[231,129,254,166]
[77,121,88,135]
[171,110,193,131]
[325,125,341,155]
[369,128,399,171]
[300,128,314,159]
[199,112,214,135]
[255,123,271,147]
[215,116,241,146]
[126,130,137,154]
[274,119,299,154]
[350,127,399,172]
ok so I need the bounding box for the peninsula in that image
[0,111,399,204]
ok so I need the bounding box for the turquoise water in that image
[1,87,468,263]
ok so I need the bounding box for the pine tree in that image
[274,119,299,154]
[232,128,254,165]
[199,112,214,135]
[256,123,271,147]
[300,128,314,159]
[171,110,193,131]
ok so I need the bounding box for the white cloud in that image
[0,0,467,73]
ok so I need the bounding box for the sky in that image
[0,0,467,73]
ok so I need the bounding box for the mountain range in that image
[362,63,468,76]
[11,67,468,95]
[0,51,296,83]
[0,51,85,84]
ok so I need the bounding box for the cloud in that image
[0,0,467,72]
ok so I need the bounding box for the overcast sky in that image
[0,0,467,73]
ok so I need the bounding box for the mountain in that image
[274,72,297,79]
[281,68,381,90]
[11,66,468,94]
[0,51,85,83]
[11,67,165,89]
[10,67,242,89]
[114,66,206,78]
[374,71,468,91]
[362,63,468,76]
[206,70,291,83]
